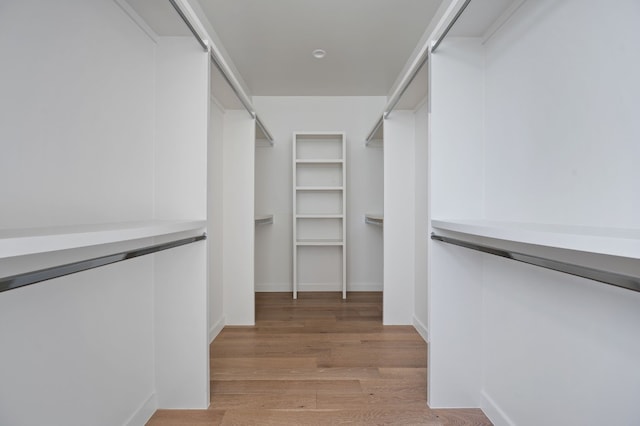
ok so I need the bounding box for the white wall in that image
[413,100,429,339]
[155,37,209,220]
[253,96,386,293]
[428,37,485,407]
[0,1,210,423]
[208,99,225,339]
[478,1,640,424]
[483,0,640,228]
[0,0,155,228]
[222,111,255,325]
[429,1,640,424]
[383,111,416,325]
[153,36,210,409]
[0,1,157,425]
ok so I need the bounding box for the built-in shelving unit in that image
[293,132,346,299]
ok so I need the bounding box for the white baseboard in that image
[349,282,383,292]
[412,316,429,343]
[481,390,516,426]
[254,282,383,292]
[255,282,291,292]
[125,392,157,426]
[209,316,225,343]
[298,283,342,292]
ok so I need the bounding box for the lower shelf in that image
[296,239,344,246]
[255,214,274,225]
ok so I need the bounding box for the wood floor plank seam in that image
[147,292,492,425]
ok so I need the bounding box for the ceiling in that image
[125,0,444,97]
[123,0,522,112]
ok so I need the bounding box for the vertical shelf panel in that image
[293,132,346,299]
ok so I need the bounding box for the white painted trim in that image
[296,283,342,292]
[124,392,157,426]
[412,316,429,343]
[112,0,158,43]
[208,316,225,343]
[481,390,516,426]
[349,282,383,292]
[255,282,291,292]
[254,282,383,292]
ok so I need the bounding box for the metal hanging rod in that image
[0,234,207,293]
[365,48,428,139]
[384,52,429,119]
[432,0,473,52]
[168,0,208,51]
[431,234,640,293]
[255,113,274,144]
[208,53,255,118]
[364,0,471,133]
[365,116,384,145]
[168,0,274,144]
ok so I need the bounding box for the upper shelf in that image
[0,220,207,259]
[296,186,343,191]
[431,219,640,260]
[296,159,344,164]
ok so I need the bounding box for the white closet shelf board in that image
[432,219,640,259]
[365,213,384,226]
[296,239,344,246]
[296,159,344,164]
[296,186,343,191]
[255,214,274,225]
[297,214,343,219]
[0,220,207,259]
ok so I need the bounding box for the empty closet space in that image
[428,0,640,423]
[1,1,210,423]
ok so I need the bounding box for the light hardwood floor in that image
[147,292,492,425]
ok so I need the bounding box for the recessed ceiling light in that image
[312,49,326,59]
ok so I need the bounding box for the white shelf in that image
[296,159,344,164]
[0,220,207,260]
[365,213,384,226]
[293,131,347,299]
[255,214,274,225]
[296,186,343,191]
[296,239,344,246]
[297,214,343,219]
[431,219,640,259]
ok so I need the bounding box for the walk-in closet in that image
[1,0,638,425]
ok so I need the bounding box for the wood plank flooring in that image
[147,292,492,425]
